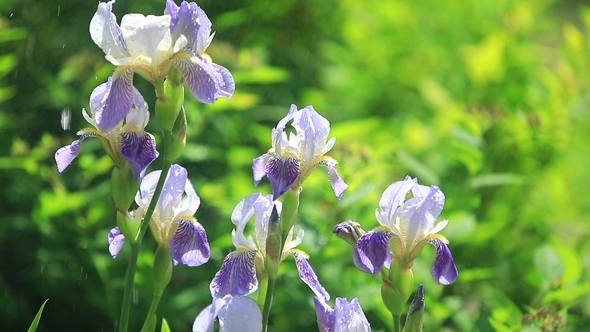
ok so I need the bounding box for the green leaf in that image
[160,318,171,332]
[27,299,48,332]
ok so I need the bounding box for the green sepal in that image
[165,106,187,163]
[153,245,173,297]
[264,207,282,280]
[156,79,184,133]
[111,164,139,211]
[280,189,300,240]
[403,284,425,332]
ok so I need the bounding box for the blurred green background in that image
[1,0,590,331]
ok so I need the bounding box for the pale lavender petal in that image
[173,56,235,104]
[210,250,258,298]
[89,0,129,59]
[379,176,417,222]
[121,131,159,181]
[291,250,330,302]
[55,137,85,172]
[218,296,262,332]
[326,161,348,200]
[166,0,212,53]
[169,219,211,267]
[158,164,188,218]
[353,230,393,275]
[265,155,300,200]
[428,238,458,285]
[334,298,371,332]
[401,185,445,247]
[193,296,230,332]
[108,227,126,259]
[252,154,269,186]
[313,296,335,332]
[294,105,331,162]
[94,70,135,133]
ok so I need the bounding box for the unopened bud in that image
[333,220,366,247]
[156,79,184,133]
[403,284,425,332]
[165,106,187,163]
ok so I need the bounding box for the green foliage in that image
[27,299,48,332]
[1,0,590,331]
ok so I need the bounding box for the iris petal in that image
[210,250,258,298]
[265,155,300,200]
[313,296,335,332]
[95,70,135,132]
[252,154,270,186]
[325,159,348,200]
[428,238,458,285]
[218,296,262,332]
[334,298,371,332]
[120,131,159,181]
[291,250,330,302]
[108,227,126,259]
[353,230,393,275]
[89,0,129,59]
[55,137,86,173]
[169,219,210,267]
[173,55,235,104]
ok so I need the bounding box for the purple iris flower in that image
[353,176,458,285]
[253,104,348,200]
[209,193,328,300]
[55,78,158,180]
[108,164,210,267]
[89,0,235,132]
[193,295,262,332]
[313,296,371,332]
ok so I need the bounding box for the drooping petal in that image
[172,55,235,104]
[252,154,270,186]
[166,0,212,54]
[120,131,159,180]
[264,155,300,200]
[218,296,263,332]
[291,249,330,302]
[313,296,335,332]
[333,298,371,332]
[108,227,126,259]
[428,238,458,285]
[169,219,210,267]
[89,0,129,60]
[193,296,230,332]
[55,137,86,172]
[94,70,135,133]
[323,158,348,200]
[210,250,258,298]
[353,229,393,276]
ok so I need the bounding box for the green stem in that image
[393,314,401,332]
[140,293,162,332]
[118,243,139,332]
[261,277,277,332]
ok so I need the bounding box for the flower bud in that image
[403,284,425,332]
[264,207,282,279]
[153,244,173,297]
[111,164,139,211]
[156,79,184,133]
[333,220,366,247]
[165,106,187,163]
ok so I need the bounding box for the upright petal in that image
[120,131,159,180]
[193,296,230,332]
[89,0,129,59]
[209,250,258,298]
[166,0,212,54]
[218,296,263,332]
[291,250,330,302]
[172,55,235,104]
[119,13,174,68]
[169,219,210,267]
[428,238,458,285]
[108,227,126,259]
[333,298,371,332]
[401,185,445,250]
[376,176,416,226]
[353,229,393,275]
[157,164,189,222]
[293,106,332,165]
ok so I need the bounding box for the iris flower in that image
[55,78,158,180]
[353,176,458,285]
[193,295,262,332]
[314,296,371,332]
[108,164,211,267]
[209,193,328,300]
[253,104,348,200]
[90,0,235,132]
